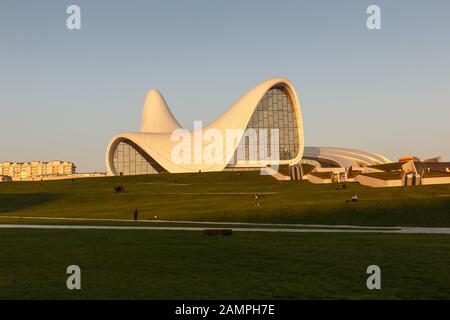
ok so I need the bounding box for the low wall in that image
[422,176,450,186]
[355,174,403,188]
[315,167,345,174]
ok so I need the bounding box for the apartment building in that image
[0,161,76,180]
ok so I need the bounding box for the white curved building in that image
[303,146,392,168]
[106,78,305,175]
[106,78,392,176]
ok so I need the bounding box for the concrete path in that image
[129,192,280,195]
[0,215,399,230]
[1,223,450,235]
[263,167,291,181]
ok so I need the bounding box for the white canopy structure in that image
[303,147,392,168]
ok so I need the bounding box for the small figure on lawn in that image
[254,194,260,207]
[133,208,139,222]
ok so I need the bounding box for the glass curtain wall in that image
[229,86,299,164]
[112,139,166,175]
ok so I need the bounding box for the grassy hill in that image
[1,173,450,299]
[1,171,450,227]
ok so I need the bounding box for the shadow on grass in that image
[0,193,60,213]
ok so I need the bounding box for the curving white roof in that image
[106,78,305,174]
[303,146,392,168]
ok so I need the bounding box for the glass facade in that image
[112,139,166,175]
[230,86,300,164]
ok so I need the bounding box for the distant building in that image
[424,156,442,163]
[1,175,12,182]
[0,161,76,181]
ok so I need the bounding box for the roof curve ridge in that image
[140,89,182,133]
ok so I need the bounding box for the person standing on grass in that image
[254,194,260,207]
[133,208,139,222]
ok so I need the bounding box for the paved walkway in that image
[263,167,291,181]
[129,192,280,195]
[1,223,450,235]
[0,215,398,230]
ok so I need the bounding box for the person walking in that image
[254,194,260,207]
[133,208,139,222]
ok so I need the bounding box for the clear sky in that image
[1,0,449,172]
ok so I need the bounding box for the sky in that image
[1,0,449,172]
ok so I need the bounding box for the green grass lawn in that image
[1,171,450,227]
[1,173,450,299]
[1,229,449,299]
[309,171,333,179]
[360,171,404,180]
[423,170,450,178]
[369,163,403,171]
